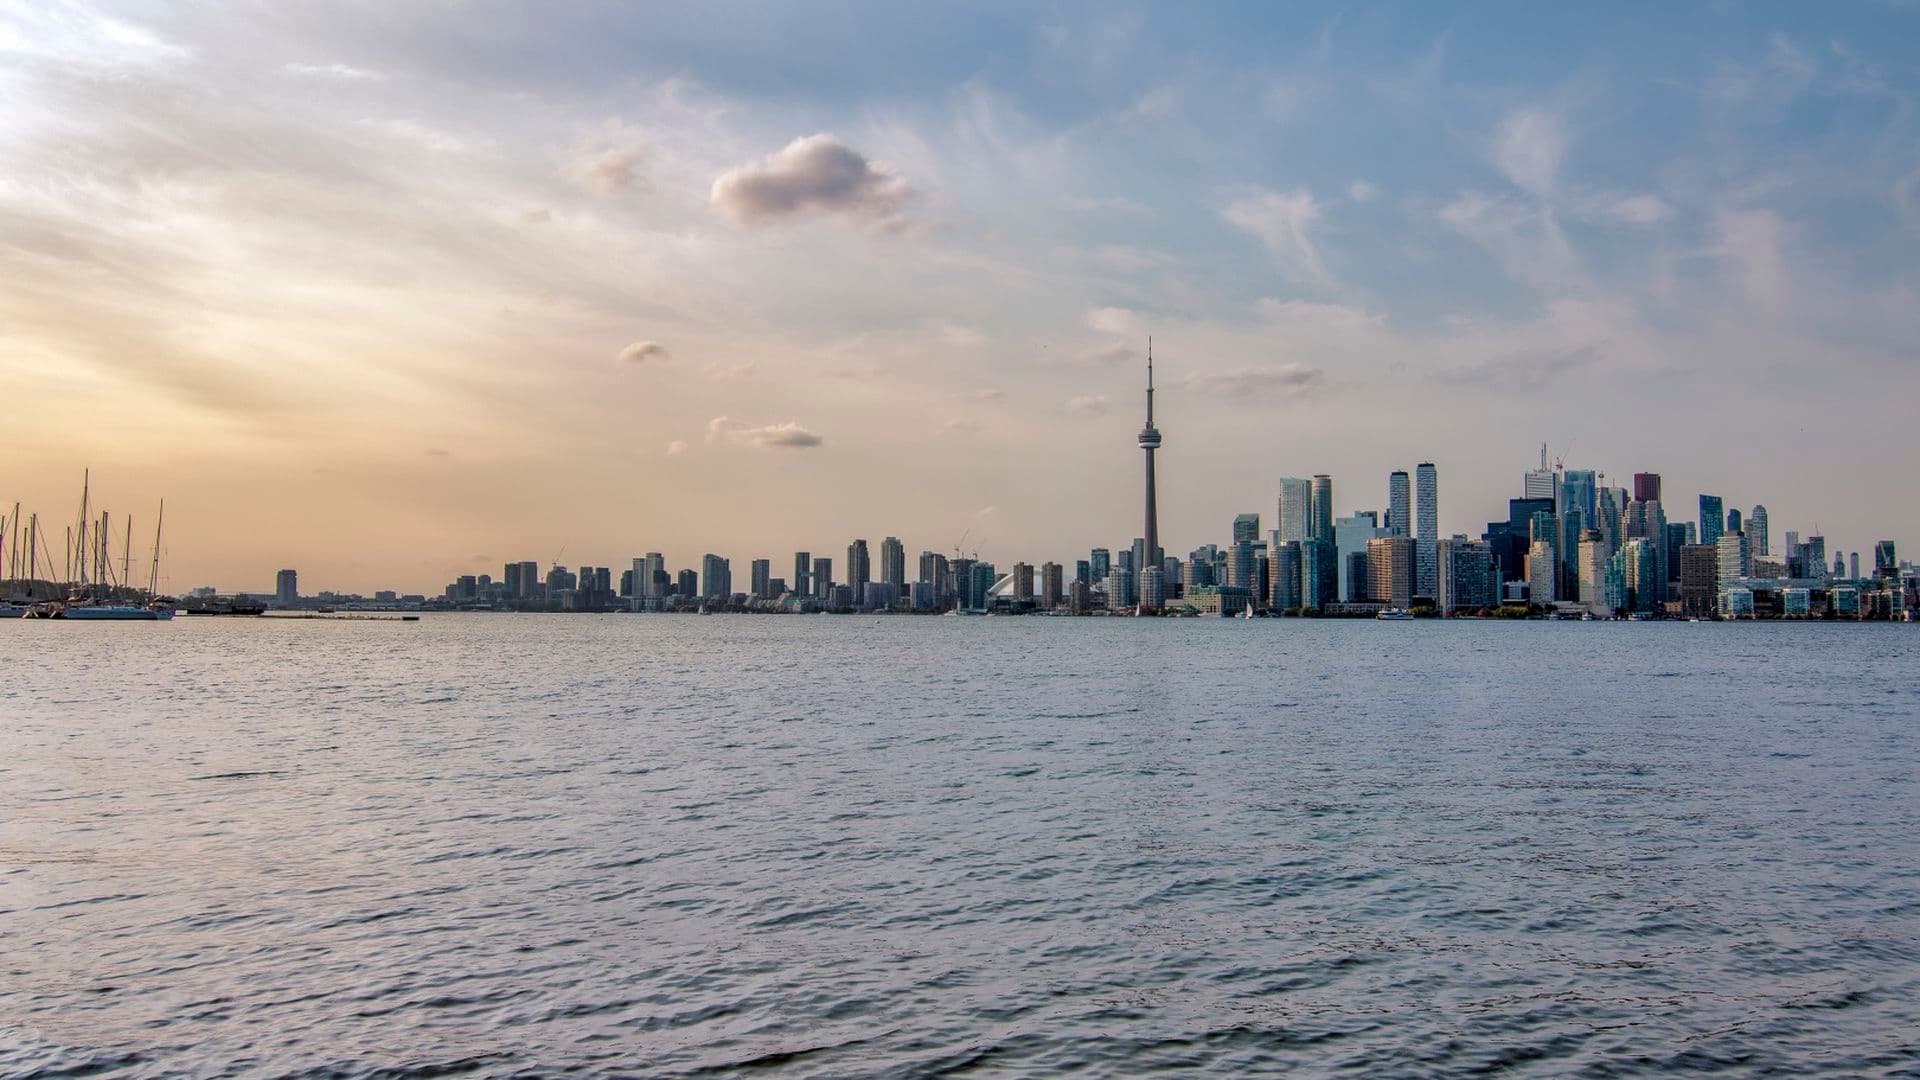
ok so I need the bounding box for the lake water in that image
[2,615,1917,1076]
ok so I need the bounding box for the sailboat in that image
[1240,599,1256,619]
[28,478,173,620]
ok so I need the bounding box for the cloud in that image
[710,134,911,228]
[1493,106,1567,196]
[1073,342,1134,366]
[1065,394,1111,416]
[973,388,1005,400]
[284,62,385,81]
[423,447,451,458]
[707,360,757,381]
[930,320,987,348]
[1256,299,1385,331]
[974,505,998,520]
[617,340,668,365]
[939,417,981,435]
[570,146,644,194]
[665,439,688,456]
[1085,306,1143,337]
[1220,188,1332,286]
[1181,365,1324,398]
[520,208,552,224]
[705,417,823,449]
[1432,344,1604,387]
[1348,180,1380,203]
[1601,194,1673,226]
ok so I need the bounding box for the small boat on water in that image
[37,602,174,621]
[1240,600,1256,620]
[1376,608,1414,621]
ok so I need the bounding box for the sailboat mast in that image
[123,514,133,593]
[148,500,164,599]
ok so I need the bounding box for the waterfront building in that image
[1749,505,1769,557]
[1527,539,1556,605]
[275,569,298,607]
[1139,566,1166,611]
[846,539,871,601]
[750,558,771,599]
[1722,586,1756,618]
[1366,535,1415,607]
[1227,538,1257,594]
[1679,544,1718,618]
[517,561,539,599]
[1106,568,1130,612]
[700,555,730,601]
[1309,475,1334,543]
[792,551,811,597]
[1577,529,1608,610]
[1301,537,1335,611]
[1806,535,1828,580]
[1335,512,1384,603]
[881,537,906,588]
[1416,462,1439,600]
[1720,526,1751,580]
[1435,537,1497,614]
[1781,587,1810,616]
[1270,541,1302,611]
[1276,477,1311,543]
[1040,562,1064,607]
[1186,584,1251,615]
[1700,495,1724,548]
[676,568,697,598]
[1073,559,1090,586]
[1387,471,1411,537]
[1010,562,1035,603]
[812,557,833,599]
[910,581,936,610]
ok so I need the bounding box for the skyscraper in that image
[1387,470,1411,537]
[1335,511,1384,603]
[749,558,771,599]
[1700,494,1724,548]
[275,569,298,607]
[1276,478,1311,543]
[846,539,870,601]
[1632,472,1662,504]
[1875,540,1898,579]
[792,551,810,597]
[1415,462,1439,599]
[1232,513,1260,544]
[1725,507,1742,538]
[1559,469,1598,529]
[1524,445,1556,501]
[1139,343,1163,567]
[700,554,731,600]
[1749,505,1769,556]
[812,557,832,599]
[1309,474,1334,543]
[880,536,905,588]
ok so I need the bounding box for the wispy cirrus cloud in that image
[1220,187,1332,286]
[705,417,823,449]
[1182,365,1324,398]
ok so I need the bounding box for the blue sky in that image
[2,1,1916,590]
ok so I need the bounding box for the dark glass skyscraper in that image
[1699,494,1724,548]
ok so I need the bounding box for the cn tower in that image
[1139,340,1161,567]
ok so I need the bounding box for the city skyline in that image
[4,3,1918,592]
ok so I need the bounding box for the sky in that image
[2,1,1917,593]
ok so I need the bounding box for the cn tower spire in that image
[1138,338,1162,581]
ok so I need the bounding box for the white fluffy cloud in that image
[1493,106,1567,196]
[1064,394,1111,416]
[710,134,911,227]
[705,416,824,449]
